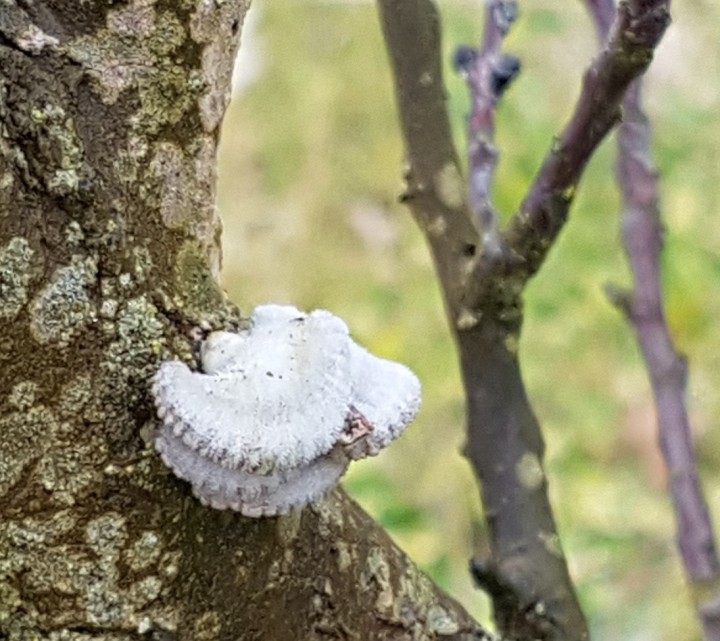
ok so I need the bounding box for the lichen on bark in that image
[0,1,489,639]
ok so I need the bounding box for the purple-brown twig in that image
[499,0,670,288]
[585,1,720,638]
[456,0,519,255]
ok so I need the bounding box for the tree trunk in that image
[0,3,486,639]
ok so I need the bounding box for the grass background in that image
[215,1,720,638]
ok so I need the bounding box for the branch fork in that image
[380,0,672,637]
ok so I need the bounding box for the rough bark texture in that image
[0,3,487,640]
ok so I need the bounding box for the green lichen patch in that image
[128,575,162,610]
[57,375,93,420]
[173,240,225,320]
[86,513,128,556]
[363,546,394,613]
[7,381,38,411]
[0,505,175,638]
[97,295,166,438]
[0,509,166,635]
[30,103,86,196]
[0,509,78,552]
[81,293,168,459]
[65,8,181,98]
[0,407,58,500]
[426,604,461,636]
[0,395,101,508]
[113,134,149,187]
[0,237,35,321]
[0,511,80,629]
[131,62,195,135]
[37,438,105,507]
[125,531,163,572]
[64,221,85,247]
[132,246,154,283]
[311,490,347,539]
[335,540,353,573]
[104,296,165,372]
[29,255,98,347]
[193,610,221,640]
[0,581,21,624]
[46,631,135,641]
[64,8,196,136]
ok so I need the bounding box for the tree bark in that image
[0,3,486,640]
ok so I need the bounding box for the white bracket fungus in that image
[152,304,421,517]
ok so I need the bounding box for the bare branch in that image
[379,2,589,638]
[380,0,669,638]
[376,0,522,324]
[503,0,670,284]
[588,10,720,640]
[377,0,480,314]
[585,2,720,638]
[590,0,720,631]
[455,0,520,256]
[584,0,616,41]
[615,79,720,641]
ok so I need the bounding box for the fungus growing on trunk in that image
[152,304,421,516]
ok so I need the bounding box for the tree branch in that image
[502,0,670,284]
[376,0,479,315]
[617,79,720,641]
[456,1,519,256]
[378,1,588,638]
[381,0,674,638]
[584,0,616,41]
[585,1,720,638]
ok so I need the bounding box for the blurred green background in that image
[216,1,720,638]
